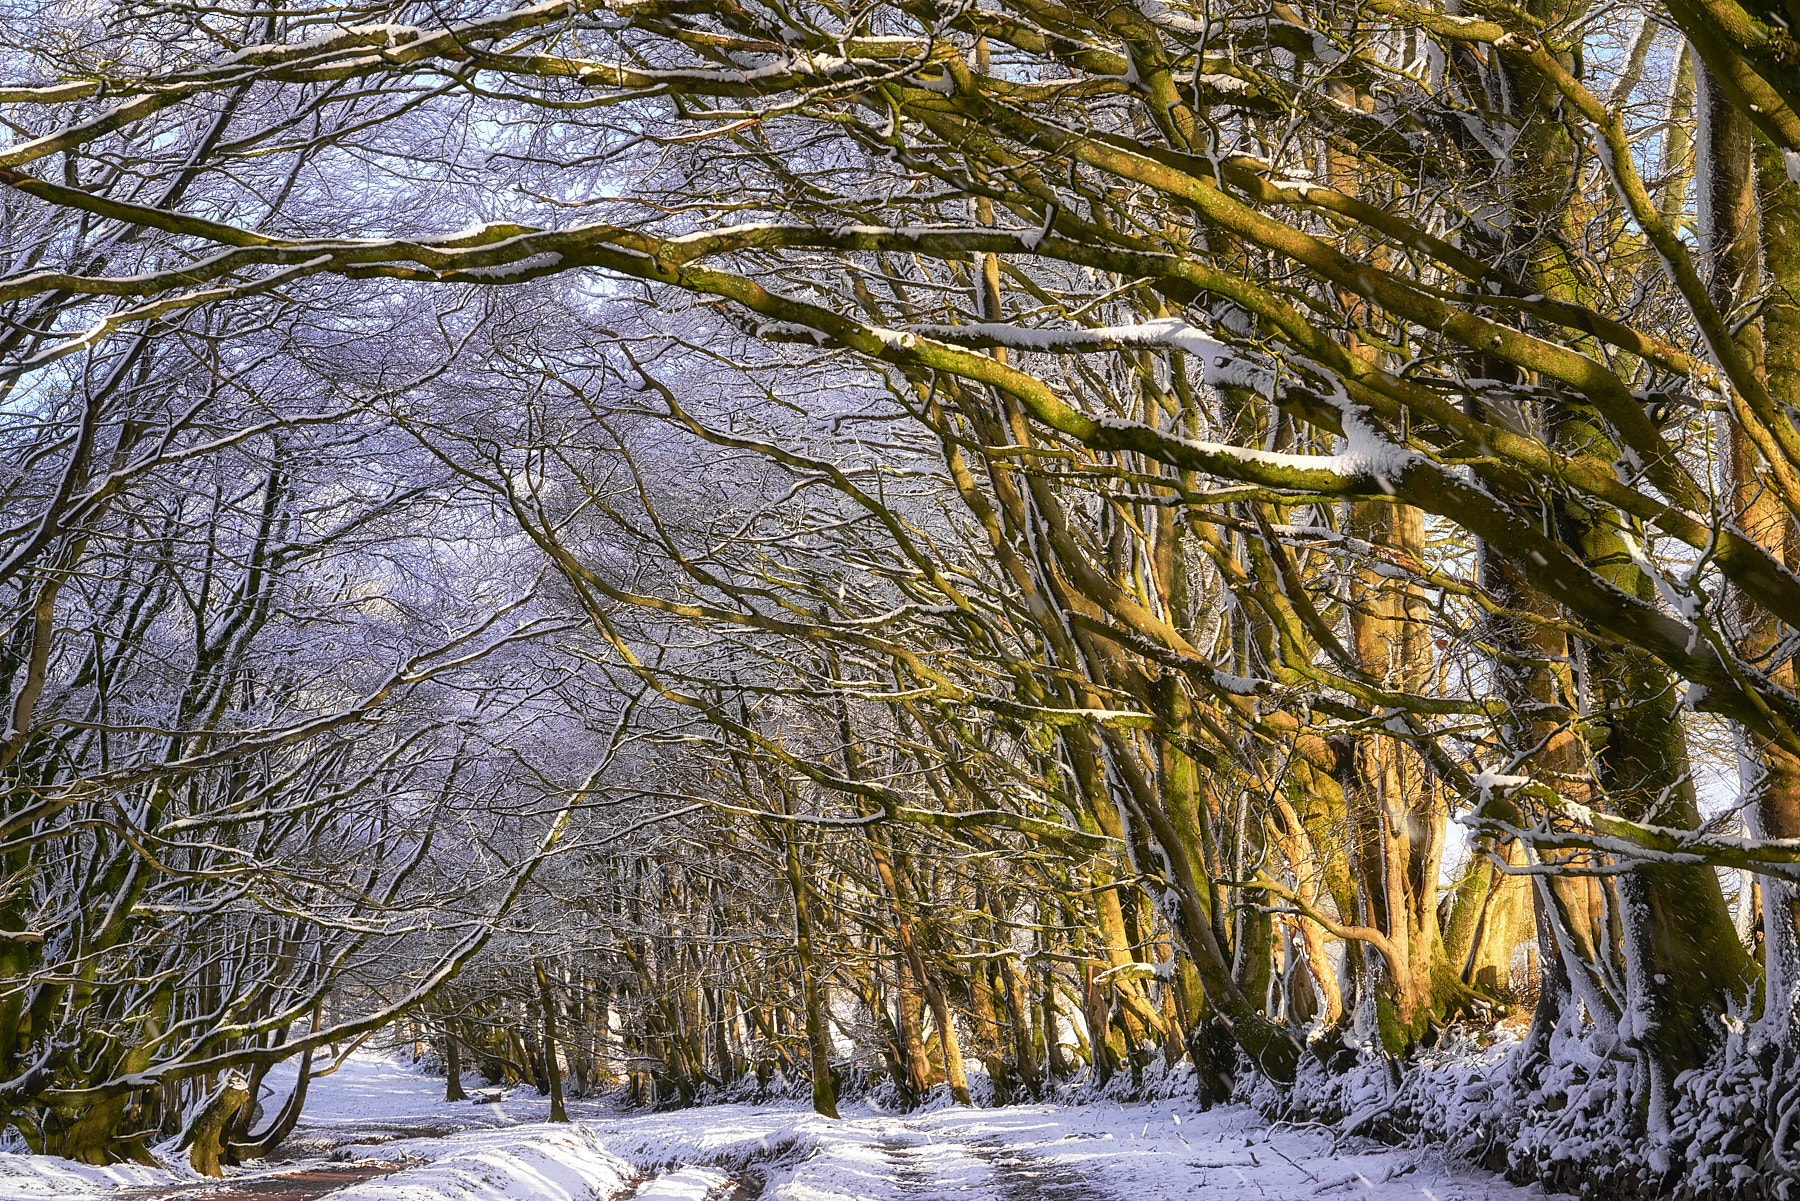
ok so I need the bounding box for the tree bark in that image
[180,1073,249,1178]
[780,820,839,1118]
[534,960,568,1122]
[443,1022,469,1103]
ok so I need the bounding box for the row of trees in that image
[0,264,585,1161]
[9,0,1800,1191]
[429,773,1228,1117]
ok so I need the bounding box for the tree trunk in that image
[534,959,568,1122]
[780,820,839,1118]
[180,1073,249,1178]
[998,940,1043,1100]
[232,1045,315,1161]
[443,1022,469,1103]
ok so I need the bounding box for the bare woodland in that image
[4,0,1800,1192]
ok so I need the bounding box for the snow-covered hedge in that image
[1221,1025,1800,1200]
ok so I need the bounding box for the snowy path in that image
[570,1094,1543,1199]
[873,1120,1114,1200]
[2,1051,1553,1201]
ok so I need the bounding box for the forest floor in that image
[0,1051,1557,1201]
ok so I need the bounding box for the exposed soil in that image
[275,1125,465,1161]
[121,1162,405,1201]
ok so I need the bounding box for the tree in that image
[0,282,575,1160]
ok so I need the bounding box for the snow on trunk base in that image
[327,1125,633,1201]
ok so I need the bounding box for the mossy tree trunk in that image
[534,959,568,1122]
[180,1074,250,1178]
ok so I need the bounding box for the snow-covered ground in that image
[1,1048,1557,1200]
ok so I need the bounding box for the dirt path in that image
[120,1163,405,1201]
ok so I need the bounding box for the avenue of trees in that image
[6,0,1800,1192]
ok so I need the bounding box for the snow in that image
[328,1127,632,1201]
[1195,72,1254,95]
[871,327,918,351]
[3,1048,1548,1201]
[1209,668,1265,694]
[891,317,1429,491]
[564,1095,1544,1200]
[0,1154,189,1199]
[907,318,1272,392]
[258,1052,507,1128]
[455,252,563,280]
[1338,405,1421,484]
[626,1169,729,1199]
[1132,0,1212,34]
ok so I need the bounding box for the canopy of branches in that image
[5,0,1800,1191]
